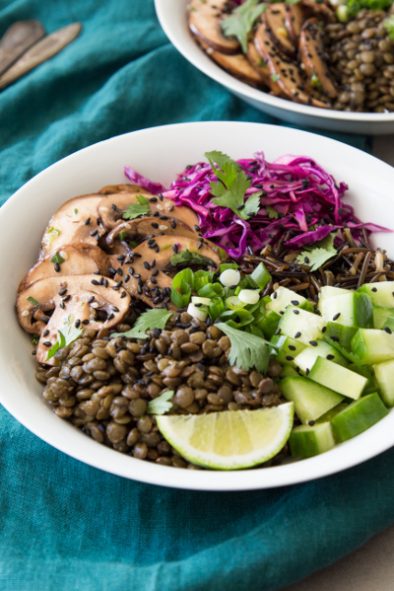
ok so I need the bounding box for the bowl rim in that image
[154,0,394,124]
[1,121,394,492]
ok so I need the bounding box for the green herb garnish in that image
[384,14,394,40]
[122,195,150,220]
[47,315,82,360]
[46,226,61,244]
[215,322,271,372]
[171,268,194,308]
[112,308,173,339]
[147,390,174,415]
[170,249,215,268]
[221,0,266,53]
[27,296,39,306]
[205,150,261,220]
[296,234,337,271]
[51,252,65,266]
[266,206,279,219]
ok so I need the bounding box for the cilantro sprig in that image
[205,150,261,220]
[221,0,266,53]
[215,322,271,372]
[112,308,173,339]
[147,390,174,415]
[170,249,215,268]
[47,315,82,360]
[122,195,150,220]
[295,234,337,272]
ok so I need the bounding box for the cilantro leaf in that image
[47,315,82,360]
[27,296,39,306]
[112,308,173,339]
[170,249,215,268]
[241,193,261,218]
[215,322,271,372]
[147,390,174,415]
[221,0,266,53]
[296,234,337,271]
[205,150,259,220]
[51,252,65,266]
[122,195,150,220]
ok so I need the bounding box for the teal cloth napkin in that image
[0,1,392,590]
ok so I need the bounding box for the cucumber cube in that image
[318,286,351,314]
[373,360,394,406]
[319,292,372,328]
[359,281,394,308]
[351,328,394,364]
[271,335,306,365]
[266,286,309,316]
[289,422,335,458]
[293,341,346,374]
[279,307,325,345]
[281,376,344,424]
[331,393,388,442]
[372,306,394,330]
[308,357,367,400]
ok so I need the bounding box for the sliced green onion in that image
[225,295,246,310]
[208,297,226,321]
[249,262,271,290]
[198,282,224,298]
[219,262,239,273]
[219,309,254,328]
[193,270,214,292]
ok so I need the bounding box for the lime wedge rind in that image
[156,403,294,470]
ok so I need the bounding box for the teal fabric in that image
[0,1,391,590]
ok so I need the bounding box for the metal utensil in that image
[0,22,81,90]
[0,20,45,77]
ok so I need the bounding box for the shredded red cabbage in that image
[124,153,390,258]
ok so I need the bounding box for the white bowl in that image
[1,121,393,491]
[155,0,394,135]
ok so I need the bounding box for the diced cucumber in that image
[318,286,351,314]
[289,422,335,458]
[308,357,367,400]
[348,363,377,394]
[351,328,394,364]
[279,307,325,346]
[373,360,394,406]
[372,306,394,331]
[281,376,344,424]
[293,341,346,374]
[359,281,394,308]
[319,292,372,328]
[260,310,281,339]
[266,286,309,316]
[270,335,306,365]
[323,322,358,363]
[331,393,389,442]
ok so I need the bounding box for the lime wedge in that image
[155,403,294,470]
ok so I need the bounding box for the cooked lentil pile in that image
[327,9,394,112]
[35,313,285,468]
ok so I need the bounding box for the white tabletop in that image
[286,134,394,591]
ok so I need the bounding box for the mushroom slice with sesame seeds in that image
[188,0,240,55]
[301,0,335,22]
[97,192,199,231]
[247,40,282,94]
[254,21,329,108]
[284,3,305,43]
[18,245,109,292]
[299,18,337,99]
[264,3,296,56]
[199,40,265,87]
[119,235,222,307]
[16,275,131,365]
[106,217,199,248]
[40,194,106,258]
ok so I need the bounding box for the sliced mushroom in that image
[17,275,131,364]
[201,42,265,87]
[264,4,295,55]
[247,40,282,95]
[116,235,222,307]
[98,193,198,231]
[40,194,106,258]
[106,216,198,248]
[284,3,305,42]
[98,183,144,195]
[188,0,240,54]
[299,18,337,99]
[254,21,329,108]
[18,245,109,292]
[301,0,335,22]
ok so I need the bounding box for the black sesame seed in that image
[327,354,335,360]
[384,327,392,334]
[371,287,378,293]
[309,340,318,347]
[288,345,297,351]
[330,336,339,342]
[54,263,61,273]
[75,319,81,328]
[285,355,294,361]
[322,326,327,333]
[294,331,301,338]
[293,309,300,315]
[291,300,300,306]
[43,341,52,347]
[333,313,341,321]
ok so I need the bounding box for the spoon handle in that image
[0,20,45,77]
